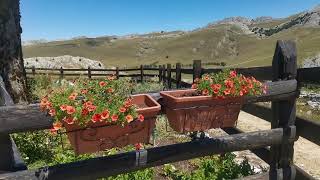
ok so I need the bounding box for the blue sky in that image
[20,0,320,41]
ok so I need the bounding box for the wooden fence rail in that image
[1,40,319,179]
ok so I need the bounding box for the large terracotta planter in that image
[160,89,243,133]
[63,94,161,155]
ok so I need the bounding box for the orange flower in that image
[50,128,57,135]
[224,80,234,88]
[49,109,56,116]
[66,106,76,114]
[210,84,221,94]
[223,89,231,95]
[202,89,209,96]
[119,107,126,113]
[229,70,237,78]
[81,89,88,94]
[53,122,62,130]
[91,114,102,123]
[203,75,210,81]
[68,92,78,100]
[191,83,197,89]
[138,114,144,122]
[107,88,114,93]
[124,99,132,108]
[101,110,110,119]
[126,114,134,123]
[111,114,118,122]
[239,90,244,96]
[60,104,68,111]
[107,75,116,81]
[99,81,107,87]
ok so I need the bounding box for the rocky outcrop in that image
[303,54,320,68]
[0,0,28,103]
[24,55,105,69]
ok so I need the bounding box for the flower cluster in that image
[192,70,266,98]
[40,76,144,133]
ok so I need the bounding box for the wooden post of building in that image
[162,65,166,86]
[159,65,163,83]
[167,64,172,89]
[193,60,202,83]
[140,65,144,83]
[31,66,36,76]
[116,67,119,79]
[176,63,181,89]
[88,66,92,79]
[270,40,297,180]
[59,67,64,80]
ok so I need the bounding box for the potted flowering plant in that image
[40,77,161,154]
[160,70,266,133]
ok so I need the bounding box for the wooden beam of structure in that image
[0,128,284,180]
[242,103,320,146]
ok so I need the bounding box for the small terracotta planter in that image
[160,89,243,133]
[63,94,161,155]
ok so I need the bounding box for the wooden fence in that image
[1,40,319,179]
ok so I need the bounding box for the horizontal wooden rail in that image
[298,67,320,83]
[0,128,284,180]
[242,104,320,146]
[223,127,316,180]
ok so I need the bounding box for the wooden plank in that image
[0,104,53,134]
[176,63,181,89]
[180,68,193,74]
[0,129,284,180]
[297,67,320,83]
[115,67,119,79]
[87,67,91,79]
[167,64,172,89]
[193,60,202,82]
[162,65,166,86]
[158,65,163,82]
[242,104,320,146]
[140,65,144,83]
[270,40,297,180]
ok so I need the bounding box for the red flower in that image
[224,80,234,88]
[66,106,76,115]
[50,128,57,135]
[40,98,48,109]
[223,89,231,95]
[91,114,102,123]
[210,84,221,94]
[64,117,75,125]
[229,70,237,78]
[60,104,67,111]
[81,108,89,116]
[203,75,210,81]
[202,89,209,96]
[126,114,134,123]
[124,99,132,108]
[53,122,62,130]
[101,110,110,119]
[239,90,244,96]
[111,114,118,122]
[87,105,97,112]
[119,107,126,113]
[138,114,144,122]
[49,109,56,116]
[84,101,93,107]
[135,143,143,150]
[68,92,78,100]
[99,81,107,87]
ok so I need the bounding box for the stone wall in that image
[0,0,27,103]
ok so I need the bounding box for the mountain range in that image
[22,5,320,68]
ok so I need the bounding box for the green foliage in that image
[102,168,154,180]
[132,79,164,94]
[162,153,255,180]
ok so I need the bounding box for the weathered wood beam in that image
[0,128,284,180]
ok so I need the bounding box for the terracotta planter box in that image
[160,89,243,133]
[63,94,161,155]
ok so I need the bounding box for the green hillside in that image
[23,16,320,68]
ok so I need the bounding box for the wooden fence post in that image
[140,65,144,83]
[31,66,35,76]
[270,40,297,180]
[116,67,119,79]
[59,67,64,80]
[176,63,181,89]
[167,64,172,89]
[88,66,92,79]
[193,60,202,82]
[162,65,166,86]
[159,65,163,83]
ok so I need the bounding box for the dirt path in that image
[236,111,320,179]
